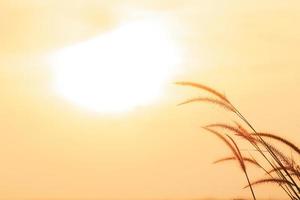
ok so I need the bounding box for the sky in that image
[0,0,300,199]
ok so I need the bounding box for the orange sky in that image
[0,0,300,199]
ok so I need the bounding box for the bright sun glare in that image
[49,19,182,113]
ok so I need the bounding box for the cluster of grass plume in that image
[176,81,300,200]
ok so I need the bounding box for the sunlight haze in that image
[0,0,299,199]
[49,18,182,113]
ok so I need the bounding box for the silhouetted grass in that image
[176,82,300,200]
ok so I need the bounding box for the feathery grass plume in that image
[177,81,300,199]
[244,178,295,189]
[254,133,300,156]
[296,165,300,175]
[178,97,235,112]
[175,81,230,103]
[267,166,300,177]
[234,121,257,143]
[202,127,245,170]
[205,123,257,143]
[234,121,249,134]
[247,156,297,200]
[257,140,300,196]
[213,156,260,168]
[291,172,300,178]
[205,123,244,135]
[263,142,294,168]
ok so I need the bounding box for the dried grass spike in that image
[178,97,235,112]
[244,178,295,189]
[255,133,300,156]
[175,81,230,103]
[268,166,300,177]
[263,142,293,167]
[205,123,256,143]
[203,127,244,170]
[214,156,260,168]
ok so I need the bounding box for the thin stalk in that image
[244,170,257,200]
[231,105,300,199]
[247,153,296,199]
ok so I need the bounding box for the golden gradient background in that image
[0,0,299,199]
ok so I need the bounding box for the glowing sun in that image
[49,19,182,113]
